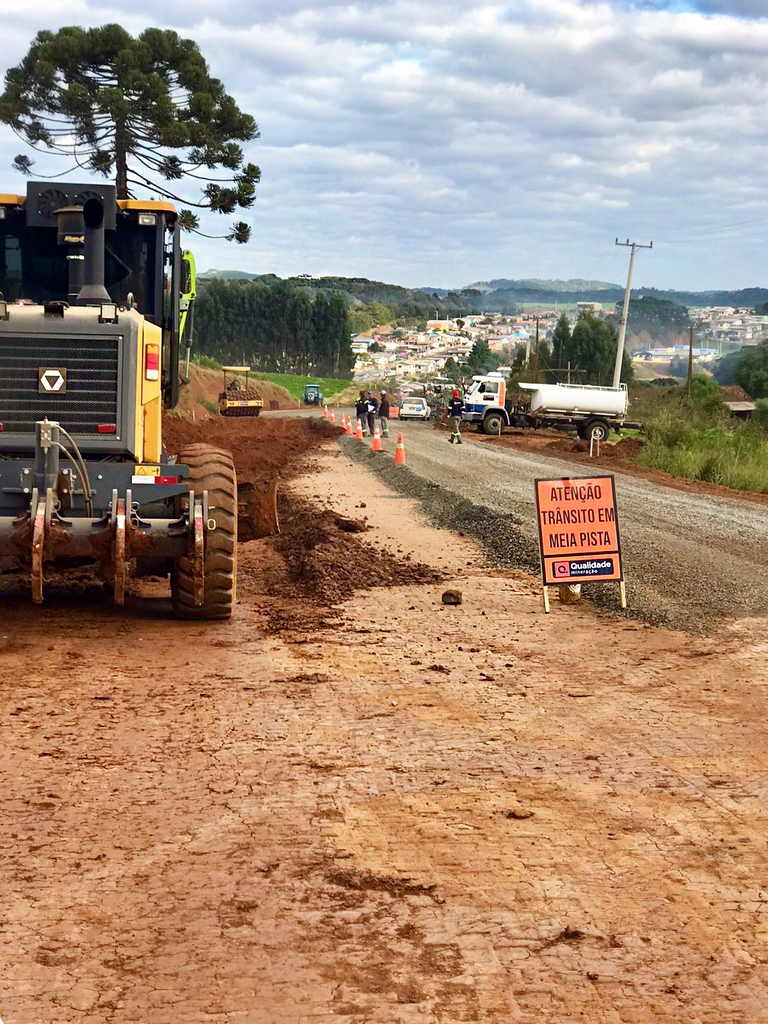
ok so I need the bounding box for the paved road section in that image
[341,417,768,633]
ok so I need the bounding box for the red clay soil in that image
[475,429,768,508]
[163,414,440,606]
[163,414,341,492]
[273,496,442,606]
[163,414,345,540]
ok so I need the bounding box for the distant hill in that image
[465,278,768,309]
[198,270,768,313]
[200,268,257,281]
[258,274,476,317]
[637,286,768,308]
[470,277,621,293]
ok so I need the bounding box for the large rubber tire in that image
[482,412,505,435]
[582,418,610,443]
[171,444,237,620]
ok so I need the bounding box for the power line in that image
[656,213,768,244]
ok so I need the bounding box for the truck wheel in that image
[584,418,610,443]
[172,443,237,620]
[482,412,504,435]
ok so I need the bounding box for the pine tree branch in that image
[126,167,212,207]
[131,147,239,183]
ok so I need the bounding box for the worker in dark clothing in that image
[355,391,369,435]
[366,391,379,436]
[378,390,391,437]
[448,389,463,444]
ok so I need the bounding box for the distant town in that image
[351,303,768,386]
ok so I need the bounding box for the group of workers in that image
[355,390,391,437]
[354,388,465,444]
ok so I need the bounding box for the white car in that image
[398,396,430,421]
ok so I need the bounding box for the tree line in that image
[462,312,632,385]
[194,278,354,377]
[714,344,768,398]
[550,311,633,384]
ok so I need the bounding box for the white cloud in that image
[0,0,767,288]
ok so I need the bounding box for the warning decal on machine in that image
[534,475,623,586]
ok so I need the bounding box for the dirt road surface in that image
[2,421,768,1023]
[344,417,768,633]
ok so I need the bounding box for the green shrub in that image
[637,407,768,492]
[754,398,768,430]
[689,373,723,414]
[192,354,222,371]
[200,398,220,415]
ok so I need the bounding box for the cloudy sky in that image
[1,0,767,290]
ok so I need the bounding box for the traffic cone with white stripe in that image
[394,431,406,465]
[346,416,353,436]
[329,408,335,424]
[340,413,346,429]
[355,417,364,440]
[323,405,328,419]
[371,422,382,452]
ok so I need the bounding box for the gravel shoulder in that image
[342,420,768,634]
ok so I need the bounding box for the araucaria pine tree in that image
[0,25,260,242]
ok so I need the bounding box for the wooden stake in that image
[619,581,627,609]
[543,586,550,613]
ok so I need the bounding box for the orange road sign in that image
[535,475,623,586]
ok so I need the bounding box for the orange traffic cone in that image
[394,431,406,465]
[340,413,346,429]
[355,417,363,440]
[329,409,335,424]
[371,422,382,452]
[323,405,328,419]
[346,417,353,436]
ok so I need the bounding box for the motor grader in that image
[0,181,237,618]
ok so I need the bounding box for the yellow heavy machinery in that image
[219,366,263,417]
[0,181,236,618]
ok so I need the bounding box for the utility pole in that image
[613,238,653,389]
[687,323,694,398]
[533,318,540,381]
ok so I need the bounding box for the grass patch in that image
[192,354,223,371]
[249,372,354,403]
[200,398,220,416]
[190,360,361,404]
[634,392,768,492]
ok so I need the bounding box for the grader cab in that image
[0,182,236,618]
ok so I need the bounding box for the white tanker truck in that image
[461,372,640,441]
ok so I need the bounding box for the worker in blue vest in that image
[448,390,463,444]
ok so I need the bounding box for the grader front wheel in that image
[172,444,238,620]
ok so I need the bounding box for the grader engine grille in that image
[0,334,119,435]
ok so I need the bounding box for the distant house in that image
[718,385,756,419]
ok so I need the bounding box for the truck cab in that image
[461,372,511,434]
